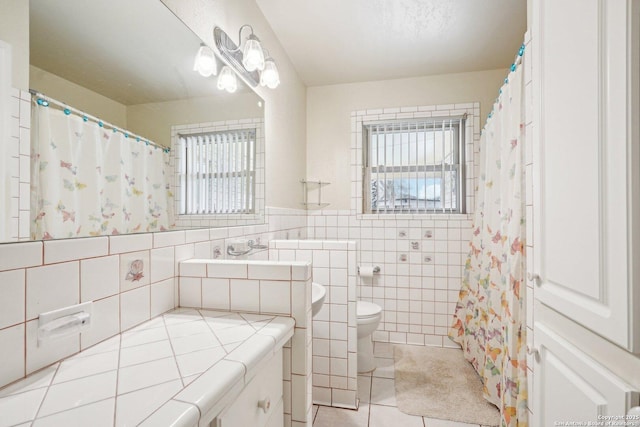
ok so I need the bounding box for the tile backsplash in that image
[307,213,471,348]
[0,207,307,389]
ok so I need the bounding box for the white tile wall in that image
[0,208,308,394]
[307,212,472,347]
[270,240,359,410]
[7,88,30,242]
[178,259,313,427]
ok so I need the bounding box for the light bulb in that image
[260,59,280,89]
[193,45,217,77]
[242,36,265,72]
[217,65,237,93]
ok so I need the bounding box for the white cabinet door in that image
[532,0,639,351]
[216,349,283,427]
[533,323,639,427]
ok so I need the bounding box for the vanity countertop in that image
[0,308,295,427]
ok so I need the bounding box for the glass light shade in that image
[260,59,280,89]
[217,65,237,93]
[193,45,217,77]
[242,37,265,72]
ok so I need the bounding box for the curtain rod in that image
[481,42,526,132]
[29,89,170,153]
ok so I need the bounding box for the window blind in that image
[178,129,256,214]
[364,117,465,214]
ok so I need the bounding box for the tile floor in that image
[312,342,491,427]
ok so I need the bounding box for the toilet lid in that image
[357,301,382,318]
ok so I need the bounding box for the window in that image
[363,116,465,213]
[178,129,256,214]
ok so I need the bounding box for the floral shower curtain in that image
[448,65,527,426]
[31,102,172,239]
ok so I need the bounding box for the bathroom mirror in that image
[14,0,266,243]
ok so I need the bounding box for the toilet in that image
[356,300,383,373]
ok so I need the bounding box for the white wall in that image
[0,0,28,90]
[306,69,507,209]
[161,0,307,210]
[30,66,128,128]
[127,91,262,148]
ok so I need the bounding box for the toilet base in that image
[357,335,376,373]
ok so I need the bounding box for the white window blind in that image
[178,129,256,214]
[364,117,465,214]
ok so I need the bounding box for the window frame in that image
[177,128,257,216]
[362,116,466,214]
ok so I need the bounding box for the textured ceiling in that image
[256,0,527,86]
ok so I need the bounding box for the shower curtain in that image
[31,103,172,239]
[448,65,527,426]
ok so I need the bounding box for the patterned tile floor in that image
[312,342,490,427]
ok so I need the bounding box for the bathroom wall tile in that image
[0,241,42,271]
[44,237,108,265]
[0,324,25,387]
[193,241,212,258]
[332,389,357,409]
[248,263,291,280]
[179,277,201,308]
[150,246,174,283]
[109,233,153,254]
[153,230,185,248]
[80,255,119,303]
[207,262,248,279]
[201,278,230,311]
[26,261,79,320]
[0,269,25,329]
[184,228,210,243]
[26,319,79,375]
[312,251,330,268]
[151,278,175,317]
[291,374,309,421]
[179,260,207,277]
[80,295,119,350]
[229,279,259,312]
[120,251,150,292]
[291,328,309,375]
[312,386,331,406]
[120,286,151,331]
[292,264,311,281]
[291,281,309,328]
[260,280,291,314]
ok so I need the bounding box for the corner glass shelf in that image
[301,179,330,209]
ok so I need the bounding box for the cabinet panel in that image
[533,323,639,426]
[217,349,283,427]
[532,0,636,350]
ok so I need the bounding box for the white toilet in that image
[356,300,383,373]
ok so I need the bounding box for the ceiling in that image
[256,0,527,86]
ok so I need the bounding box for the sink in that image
[311,282,326,317]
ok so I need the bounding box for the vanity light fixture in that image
[193,44,217,77]
[217,65,238,93]
[213,25,280,90]
[241,32,265,72]
[259,51,280,89]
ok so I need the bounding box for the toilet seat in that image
[357,301,382,319]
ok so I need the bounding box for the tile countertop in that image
[0,308,295,427]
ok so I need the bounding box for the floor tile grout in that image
[313,342,483,427]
